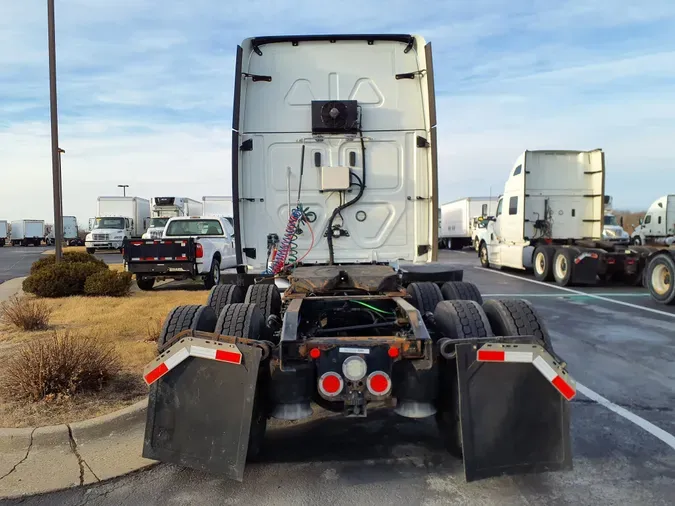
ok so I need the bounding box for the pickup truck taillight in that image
[196,243,204,258]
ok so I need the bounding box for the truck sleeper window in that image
[166,220,223,236]
[509,196,518,215]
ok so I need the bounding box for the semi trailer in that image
[476,149,644,286]
[202,196,234,226]
[141,33,576,484]
[45,216,80,246]
[438,197,499,250]
[0,220,7,247]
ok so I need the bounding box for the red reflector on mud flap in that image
[476,343,576,400]
[574,251,599,265]
[143,339,243,386]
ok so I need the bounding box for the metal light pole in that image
[118,184,129,197]
[48,0,63,262]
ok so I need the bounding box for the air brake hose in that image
[327,129,367,265]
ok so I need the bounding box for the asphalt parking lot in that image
[0,246,122,283]
[5,250,675,506]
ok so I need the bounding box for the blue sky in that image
[1,0,675,226]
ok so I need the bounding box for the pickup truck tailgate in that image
[123,238,196,263]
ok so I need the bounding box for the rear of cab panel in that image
[233,35,437,270]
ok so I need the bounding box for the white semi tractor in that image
[10,220,45,247]
[85,196,150,253]
[45,216,81,246]
[476,149,642,286]
[631,195,675,246]
[202,196,234,226]
[142,197,203,239]
[602,195,630,245]
[438,197,498,250]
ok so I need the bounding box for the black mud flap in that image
[455,339,572,482]
[142,344,262,481]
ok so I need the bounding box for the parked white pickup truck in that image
[122,216,238,290]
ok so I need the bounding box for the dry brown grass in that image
[0,295,52,331]
[0,289,208,427]
[43,246,87,255]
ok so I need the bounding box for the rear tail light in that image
[366,371,392,396]
[607,257,616,265]
[318,372,343,397]
[196,243,204,258]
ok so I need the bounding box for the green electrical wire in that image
[352,300,396,315]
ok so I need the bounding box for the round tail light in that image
[367,371,392,396]
[318,372,343,397]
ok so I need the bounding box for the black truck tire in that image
[407,282,443,314]
[433,300,493,457]
[552,248,574,286]
[136,277,155,291]
[203,258,221,289]
[533,246,555,282]
[646,253,675,305]
[440,281,483,305]
[244,284,282,329]
[215,303,267,460]
[207,284,246,317]
[157,304,218,353]
[434,300,493,340]
[482,299,553,352]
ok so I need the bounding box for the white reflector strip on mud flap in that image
[143,338,243,385]
[476,343,576,401]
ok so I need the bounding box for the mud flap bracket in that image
[455,338,573,482]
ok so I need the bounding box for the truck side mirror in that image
[639,218,643,225]
[620,216,624,227]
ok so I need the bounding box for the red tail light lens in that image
[318,372,343,397]
[196,243,204,258]
[367,371,392,396]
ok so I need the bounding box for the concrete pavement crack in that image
[67,424,101,486]
[0,427,36,481]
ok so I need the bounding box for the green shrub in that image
[84,270,133,297]
[1,332,120,402]
[23,262,104,298]
[30,251,107,275]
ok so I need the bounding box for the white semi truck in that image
[140,33,576,485]
[142,197,203,239]
[202,196,234,226]
[438,197,498,250]
[631,195,675,246]
[45,216,80,246]
[85,196,150,253]
[10,220,45,247]
[602,195,630,245]
[477,149,641,286]
[0,220,7,247]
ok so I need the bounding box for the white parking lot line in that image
[578,383,675,451]
[476,267,675,319]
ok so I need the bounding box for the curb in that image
[0,399,154,499]
[0,277,26,303]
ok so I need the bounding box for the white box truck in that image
[477,149,643,286]
[631,195,675,246]
[438,197,498,250]
[85,196,150,253]
[202,196,233,226]
[10,220,45,247]
[45,216,81,246]
[0,220,8,247]
[142,197,203,239]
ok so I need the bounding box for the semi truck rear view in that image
[141,34,576,483]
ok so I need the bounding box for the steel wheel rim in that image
[555,254,567,279]
[535,252,546,274]
[651,264,671,296]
